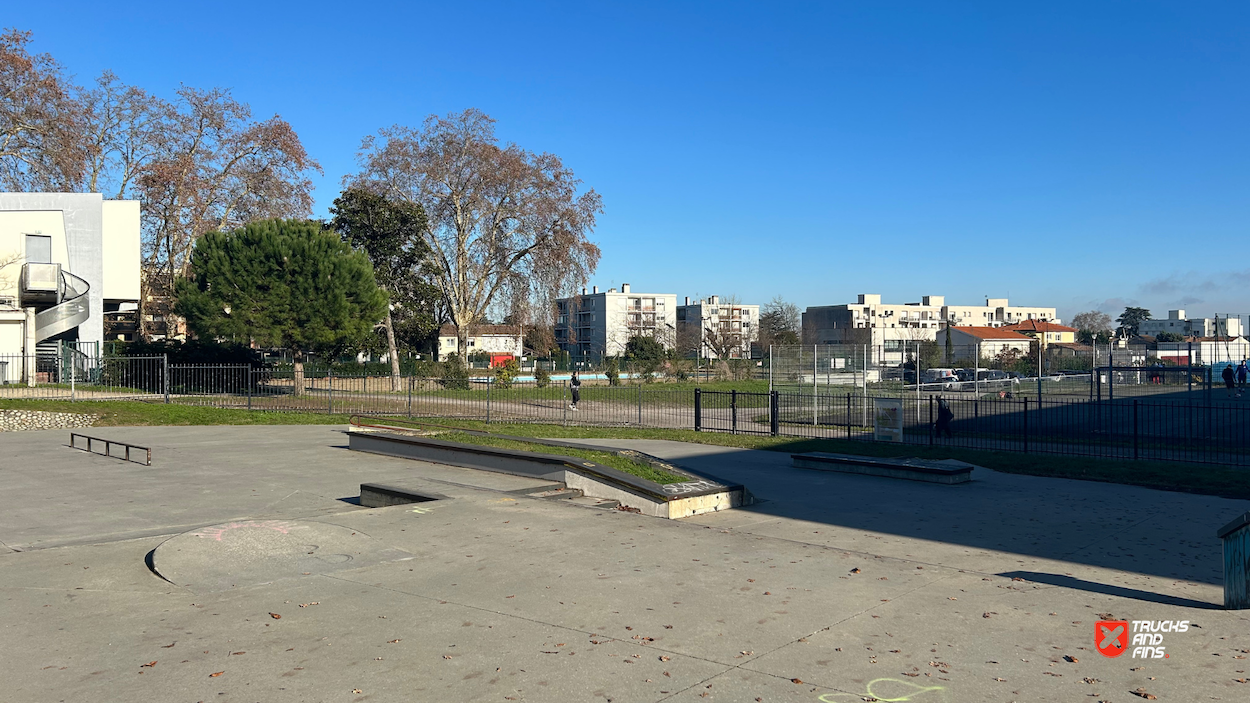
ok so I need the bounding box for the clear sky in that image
[9,1,1250,322]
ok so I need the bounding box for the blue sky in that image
[10,1,1250,322]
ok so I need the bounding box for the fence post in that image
[731,389,738,435]
[1023,397,1029,454]
[486,378,491,424]
[247,367,253,411]
[637,384,642,426]
[929,395,934,446]
[163,354,169,404]
[407,375,413,419]
[328,368,334,415]
[846,393,852,439]
[770,390,779,436]
[1133,399,1139,460]
[694,388,702,432]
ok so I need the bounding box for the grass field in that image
[4,399,1247,500]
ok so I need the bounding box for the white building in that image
[554,283,678,362]
[436,324,523,361]
[934,326,1035,362]
[1155,337,1250,366]
[1140,310,1243,339]
[676,296,759,359]
[802,294,1058,364]
[0,193,140,382]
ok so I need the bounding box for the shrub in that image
[440,355,470,390]
[604,356,620,386]
[534,366,551,388]
[494,357,520,390]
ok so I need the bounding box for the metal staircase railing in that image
[34,269,90,343]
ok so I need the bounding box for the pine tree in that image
[175,219,388,395]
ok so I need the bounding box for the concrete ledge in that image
[347,430,749,519]
[792,452,974,484]
[359,483,448,508]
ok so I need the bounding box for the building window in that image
[25,234,52,264]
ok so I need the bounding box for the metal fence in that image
[5,357,1250,467]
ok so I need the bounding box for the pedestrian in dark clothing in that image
[569,371,581,410]
[935,397,954,438]
[1222,364,1236,398]
[1238,361,1247,393]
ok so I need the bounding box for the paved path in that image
[0,426,1247,702]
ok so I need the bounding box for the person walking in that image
[934,396,954,439]
[1222,363,1236,399]
[569,370,581,411]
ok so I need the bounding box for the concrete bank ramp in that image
[151,519,412,593]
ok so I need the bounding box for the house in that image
[676,296,759,359]
[437,324,522,361]
[1140,310,1243,339]
[802,294,1058,365]
[554,284,678,363]
[934,326,1035,363]
[0,193,140,383]
[1003,320,1077,349]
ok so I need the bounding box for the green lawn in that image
[0,399,342,427]
[427,431,687,484]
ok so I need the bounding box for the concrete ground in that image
[1,426,1248,703]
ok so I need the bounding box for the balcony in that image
[19,263,61,304]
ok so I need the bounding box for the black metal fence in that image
[5,359,1250,467]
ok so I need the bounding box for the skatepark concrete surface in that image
[1,425,1248,703]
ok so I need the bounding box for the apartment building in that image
[1140,310,1244,339]
[676,296,760,359]
[1003,319,1077,350]
[0,193,140,382]
[801,294,1059,363]
[554,284,678,362]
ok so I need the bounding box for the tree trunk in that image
[385,307,401,392]
[457,324,470,365]
[292,348,306,397]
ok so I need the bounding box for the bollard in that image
[694,388,702,432]
[1218,511,1250,609]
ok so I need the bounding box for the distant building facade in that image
[1003,320,1076,349]
[554,284,678,362]
[676,296,759,359]
[935,326,1035,362]
[1139,310,1243,339]
[802,294,1058,364]
[437,324,522,361]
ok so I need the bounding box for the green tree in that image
[175,219,387,395]
[1155,331,1184,343]
[328,187,442,390]
[1116,307,1152,337]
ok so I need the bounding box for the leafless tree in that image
[0,29,85,191]
[758,295,800,348]
[351,108,602,361]
[79,71,165,199]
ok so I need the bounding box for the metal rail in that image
[69,433,151,466]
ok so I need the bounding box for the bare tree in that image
[758,295,800,349]
[351,108,602,360]
[0,29,85,191]
[79,71,166,198]
[137,87,320,338]
[1071,311,1113,335]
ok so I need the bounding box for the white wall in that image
[101,200,140,302]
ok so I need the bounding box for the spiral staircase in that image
[19,263,91,342]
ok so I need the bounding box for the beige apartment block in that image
[555,283,678,362]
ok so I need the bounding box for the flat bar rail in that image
[69,433,152,466]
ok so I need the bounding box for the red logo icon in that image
[1096,620,1129,657]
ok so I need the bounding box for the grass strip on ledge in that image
[428,431,688,485]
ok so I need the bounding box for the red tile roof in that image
[948,326,1033,341]
[1003,320,1076,334]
